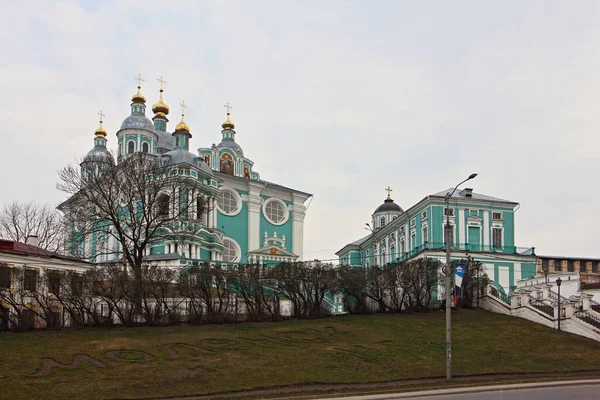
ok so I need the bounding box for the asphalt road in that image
[326,382,600,400]
[406,384,600,400]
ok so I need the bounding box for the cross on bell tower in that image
[385,186,393,200]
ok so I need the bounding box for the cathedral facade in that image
[63,80,311,268]
[336,187,537,295]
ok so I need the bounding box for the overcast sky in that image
[1,1,598,259]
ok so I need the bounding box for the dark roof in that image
[539,254,600,262]
[0,239,85,262]
[374,198,403,214]
[431,188,516,204]
[212,171,313,197]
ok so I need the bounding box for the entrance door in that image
[468,226,481,252]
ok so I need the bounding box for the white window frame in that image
[216,187,242,216]
[492,212,503,220]
[492,227,503,249]
[262,198,290,226]
[444,207,454,217]
[222,237,241,263]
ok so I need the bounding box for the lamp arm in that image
[445,176,474,202]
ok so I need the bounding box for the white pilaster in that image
[291,196,307,260]
[248,183,263,252]
[458,209,465,245]
[483,210,490,247]
[211,197,217,228]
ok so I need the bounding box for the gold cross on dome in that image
[97,110,105,123]
[180,100,187,116]
[134,73,145,87]
[157,76,167,90]
[223,102,233,113]
[385,186,393,199]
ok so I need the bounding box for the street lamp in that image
[444,172,477,380]
[556,277,562,331]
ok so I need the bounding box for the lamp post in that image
[556,277,562,331]
[444,173,477,380]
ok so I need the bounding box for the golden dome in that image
[175,120,190,133]
[175,100,190,133]
[152,89,169,115]
[94,122,107,138]
[131,86,146,104]
[221,112,235,130]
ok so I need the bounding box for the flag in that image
[454,263,467,306]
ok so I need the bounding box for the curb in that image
[322,379,600,399]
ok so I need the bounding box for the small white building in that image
[0,237,92,329]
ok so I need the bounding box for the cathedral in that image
[63,77,311,267]
[336,187,537,295]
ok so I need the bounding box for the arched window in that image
[127,141,135,154]
[157,194,170,218]
[223,238,241,263]
[380,216,386,227]
[142,142,149,153]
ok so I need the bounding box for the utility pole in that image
[444,173,477,380]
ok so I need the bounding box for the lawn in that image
[1,310,599,400]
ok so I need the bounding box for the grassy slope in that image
[1,310,599,400]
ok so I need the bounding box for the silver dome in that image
[158,149,214,176]
[82,146,115,164]
[217,138,244,156]
[120,114,156,133]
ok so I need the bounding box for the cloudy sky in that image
[1,1,598,259]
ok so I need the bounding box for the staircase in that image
[481,285,600,342]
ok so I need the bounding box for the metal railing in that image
[529,298,554,317]
[392,243,536,263]
[589,298,600,313]
[574,310,600,329]
[548,290,569,303]
[489,286,512,305]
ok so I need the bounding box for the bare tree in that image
[0,201,65,252]
[336,265,370,314]
[454,257,490,309]
[57,153,216,314]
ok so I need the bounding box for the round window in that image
[223,238,240,263]
[217,189,239,215]
[263,199,288,225]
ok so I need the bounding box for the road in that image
[326,382,600,400]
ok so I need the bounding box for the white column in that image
[483,210,490,247]
[291,194,308,260]
[209,197,217,228]
[248,183,263,252]
[458,209,465,245]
